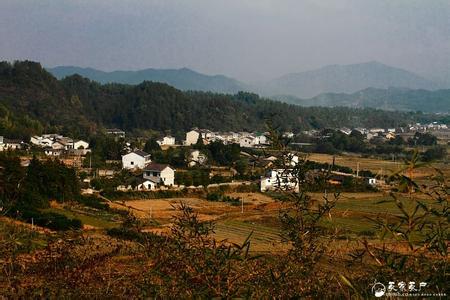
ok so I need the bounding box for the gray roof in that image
[132,150,150,157]
[144,162,171,172]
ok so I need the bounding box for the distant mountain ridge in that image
[275,87,450,113]
[3,61,433,140]
[47,66,247,94]
[48,61,444,100]
[260,61,441,98]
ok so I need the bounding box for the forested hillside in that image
[0,61,442,139]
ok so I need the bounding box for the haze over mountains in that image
[48,66,246,94]
[47,61,450,113]
[264,61,440,98]
[275,87,450,113]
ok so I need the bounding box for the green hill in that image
[0,61,442,140]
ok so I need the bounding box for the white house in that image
[74,140,89,149]
[51,141,65,150]
[31,136,54,147]
[122,150,151,170]
[137,179,157,191]
[188,149,208,167]
[283,132,294,139]
[339,127,352,135]
[143,163,175,186]
[260,169,299,192]
[366,178,377,186]
[254,133,268,145]
[157,136,176,146]
[385,132,396,140]
[239,135,257,148]
[185,130,200,145]
[1,139,22,151]
[44,148,63,156]
[369,128,385,134]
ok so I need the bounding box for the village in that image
[1,122,449,197]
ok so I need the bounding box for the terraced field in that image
[214,219,285,253]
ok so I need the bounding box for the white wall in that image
[160,167,175,186]
[122,153,148,169]
[185,130,199,145]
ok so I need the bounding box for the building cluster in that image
[0,136,23,151]
[301,121,450,143]
[120,150,175,191]
[30,134,90,156]
[183,128,269,148]
[259,153,379,192]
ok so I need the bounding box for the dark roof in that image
[144,162,171,171]
[106,128,125,132]
[132,150,150,157]
[4,138,23,144]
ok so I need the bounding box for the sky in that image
[1,0,449,83]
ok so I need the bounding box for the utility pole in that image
[356,162,360,177]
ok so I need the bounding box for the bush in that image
[107,227,165,244]
[206,192,222,201]
[206,192,240,205]
[107,227,144,242]
[20,210,82,231]
[77,195,109,210]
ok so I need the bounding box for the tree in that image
[143,138,161,153]
[422,145,447,161]
[408,132,437,146]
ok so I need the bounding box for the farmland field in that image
[114,189,436,253]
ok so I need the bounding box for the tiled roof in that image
[144,162,170,171]
[132,150,150,157]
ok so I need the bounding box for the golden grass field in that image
[111,189,436,253]
[305,152,450,182]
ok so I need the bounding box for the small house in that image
[122,150,152,170]
[185,129,200,146]
[157,136,176,146]
[143,163,175,186]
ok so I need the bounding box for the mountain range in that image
[47,61,444,98]
[48,66,245,94]
[263,61,440,98]
[275,87,450,113]
[3,61,437,140]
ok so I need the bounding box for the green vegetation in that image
[206,192,241,205]
[1,61,445,140]
[0,153,83,230]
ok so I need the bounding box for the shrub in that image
[20,210,82,231]
[77,195,109,210]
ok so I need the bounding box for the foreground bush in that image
[20,210,82,231]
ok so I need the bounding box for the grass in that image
[0,219,48,252]
[43,207,120,229]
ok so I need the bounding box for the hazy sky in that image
[1,0,449,82]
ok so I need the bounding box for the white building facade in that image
[122,150,151,170]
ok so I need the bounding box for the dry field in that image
[113,190,426,253]
[305,152,450,182]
